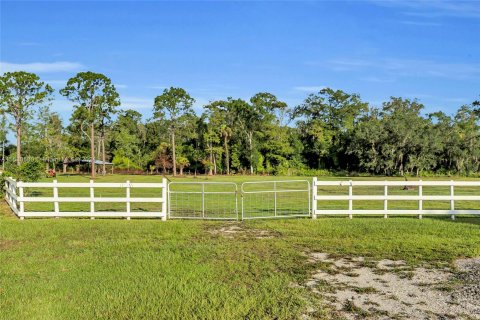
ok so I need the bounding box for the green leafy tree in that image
[153,87,194,176]
[293,88,368,169]
[204,100,235,174]
[60,72,120,178]
[452,104,480,174]
[110,109,147,172]
[36,106,68,170]
[0,71,53,165]
[230,98,262,174]
[0,114,8,171]
[176,156,190,176]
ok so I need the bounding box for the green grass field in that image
[1,174,480,319]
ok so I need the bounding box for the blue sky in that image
[1,0,479,122]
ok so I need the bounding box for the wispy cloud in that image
[293,86,326,92]
[115,84,127,89]
[403,93,435,99]
[444,97,470,103]
[399,20,442,27]
[0,61,84,73]
[325,57,480,80]
[121,95,211,116]
[370,0,480,19]
[121,96,152,110]
[322,58,373,71]
[361,76,395,83]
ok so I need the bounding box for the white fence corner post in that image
[348,180,353,219]
[161,178,167,221]
[311,177,317,219]
[90,179,95,219]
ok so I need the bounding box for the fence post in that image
[126,180,131,220]
[235,184,239,221]
[10,179,16,212]
[273,181,277,217]
[53,180,60,218]
[450,180,455,221]
[418,180,423,219]
[202,183,205,218]
[5,179,10,205]
[161,178,167,221]
[4,179,8,204]
[241,186,245,220]
[312,177,317,219]
[18,182,24,220]
[384,181,388,219]
[90,180,95,219]
[348,180,353,219]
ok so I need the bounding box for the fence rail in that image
[4,177,167,220]
[4,177,480,220]
[312,178,480,219]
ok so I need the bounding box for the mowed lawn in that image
[1,174,480,319]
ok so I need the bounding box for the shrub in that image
[4,158,44,182]
[112,155,142,171]
[1,158,45,194]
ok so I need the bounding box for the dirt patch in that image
[0,239,21,250]
[208,224,278,239]
[304,253,480,319]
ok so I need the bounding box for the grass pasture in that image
[1,174,480,319]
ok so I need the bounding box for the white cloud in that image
[293,86,326,93]
[120,96,153,110]
[326,57,480,80]
[115,84,127,89]
[400,20,442,27]
[370,0,480,18]
[0,61,84,73]
[444,97,469,103]
[361,76,395,83]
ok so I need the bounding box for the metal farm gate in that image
[167,180,311,220]
[168,182,238,220]
[241,180,311,219]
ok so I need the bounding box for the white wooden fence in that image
[4,177,167,220]
[4,177,480,220]
[312,178,480,219]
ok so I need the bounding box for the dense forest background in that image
[1,71,479,177]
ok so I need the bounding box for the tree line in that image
[0,71,479,178]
